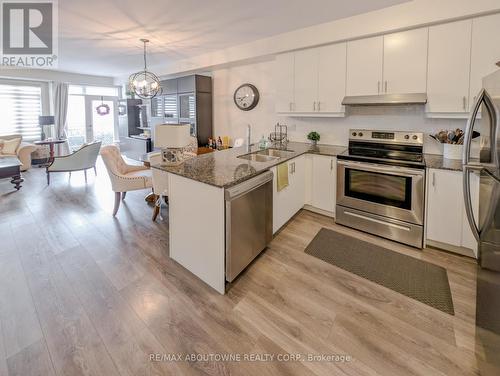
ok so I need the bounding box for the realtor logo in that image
[1,0,58,68]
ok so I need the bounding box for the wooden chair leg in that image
[152,204,160,221]
[113,192,121,216]
[121,192,127,200]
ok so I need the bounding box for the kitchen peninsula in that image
[152,142,346,293]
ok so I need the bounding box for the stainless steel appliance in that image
[336,130,425,248]
[225,171,273,282]
[463,67,500,344]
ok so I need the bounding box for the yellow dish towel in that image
[277,162,289,192]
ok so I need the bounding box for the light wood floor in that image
[0,161,498,376]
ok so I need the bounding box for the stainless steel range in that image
[336,129,425,248]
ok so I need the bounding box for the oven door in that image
[337,160,425,225]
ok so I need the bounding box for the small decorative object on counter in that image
[259,135,267,149]
[307,131,320,146]
[429,128,480,160]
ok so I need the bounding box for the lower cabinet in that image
[271,155,306,234]
[426,168,479,256]
[310,155,336,214]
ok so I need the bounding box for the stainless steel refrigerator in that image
[463,65,500,371]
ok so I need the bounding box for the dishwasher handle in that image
[225,171,274,201]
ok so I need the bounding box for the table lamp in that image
[39,115,55,140]
[154,124,192,165]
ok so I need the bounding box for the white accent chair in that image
[46,141,101,185]
[100,144,152,216]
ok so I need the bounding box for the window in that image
[69,85,119,97]
[0,84,42,141]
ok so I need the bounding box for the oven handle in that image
[337,159,425,177]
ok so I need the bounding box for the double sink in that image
[237,148,295,162]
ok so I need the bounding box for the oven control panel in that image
[349,129,423,145]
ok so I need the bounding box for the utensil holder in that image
[443,144,463,160]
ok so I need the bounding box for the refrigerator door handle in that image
[463,165,481,241]
[463,89,484,166]
[462,89,486,243]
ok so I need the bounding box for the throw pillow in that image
[1,138,21,155]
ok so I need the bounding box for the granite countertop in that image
[152,141,346,188]
[424,154,465,171]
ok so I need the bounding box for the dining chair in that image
[100,144,152,216]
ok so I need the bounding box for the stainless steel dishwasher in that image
[225,171,273,282]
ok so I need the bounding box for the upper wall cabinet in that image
[469,13,500,110]
[276,43,346,115]
[294,48,318,112]
[317,43,347,113]
[346,28,428,97]
[275,52,295,113]
[383,28,428,94]
[346,36,383,96]
[426,20,472,115]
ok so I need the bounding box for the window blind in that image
[0,84,42,141]
[164,95,178,118]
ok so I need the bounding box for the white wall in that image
[213,59,278,145]
[158,0,500,77]
[212,59,467,155]
[0,68,114,86]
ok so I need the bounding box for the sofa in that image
[0,134,38,171]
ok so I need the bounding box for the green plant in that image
[307,131,320,142]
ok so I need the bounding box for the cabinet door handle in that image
[289,102,292,111]
[330,159,334,171]
[432,172,436,187]
[463,96,467,110]
[317,101,321,111]
[385,81,388,93]
[313,101,316,111]
[377,81,380,94]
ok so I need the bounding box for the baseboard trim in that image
[303,205,334,218]
[426,239,476,259]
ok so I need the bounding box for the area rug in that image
[304,228,454,315]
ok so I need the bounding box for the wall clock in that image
[233,83,259,111]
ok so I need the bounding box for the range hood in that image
[342,93,427,106]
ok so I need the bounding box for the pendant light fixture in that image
[128,39,162,99]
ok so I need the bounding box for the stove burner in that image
[340,129,425,168]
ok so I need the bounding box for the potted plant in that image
[307,131,320,146]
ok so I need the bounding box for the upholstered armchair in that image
[100,144,152,216]
[0,134,37,171]
[46,141,101,185]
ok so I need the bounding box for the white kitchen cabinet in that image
[383,28,428,94]
[426,20,472,115]
[272,156,306,233]
[426,168,478,255]
[317,43,346,113]
[282,43,346,115]
[469,13,500,110]
[294,49,318,112]
[310,155,336,213]
[275,52,295,113]
[346,36,384,96]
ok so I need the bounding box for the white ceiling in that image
[58,0,408,77]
